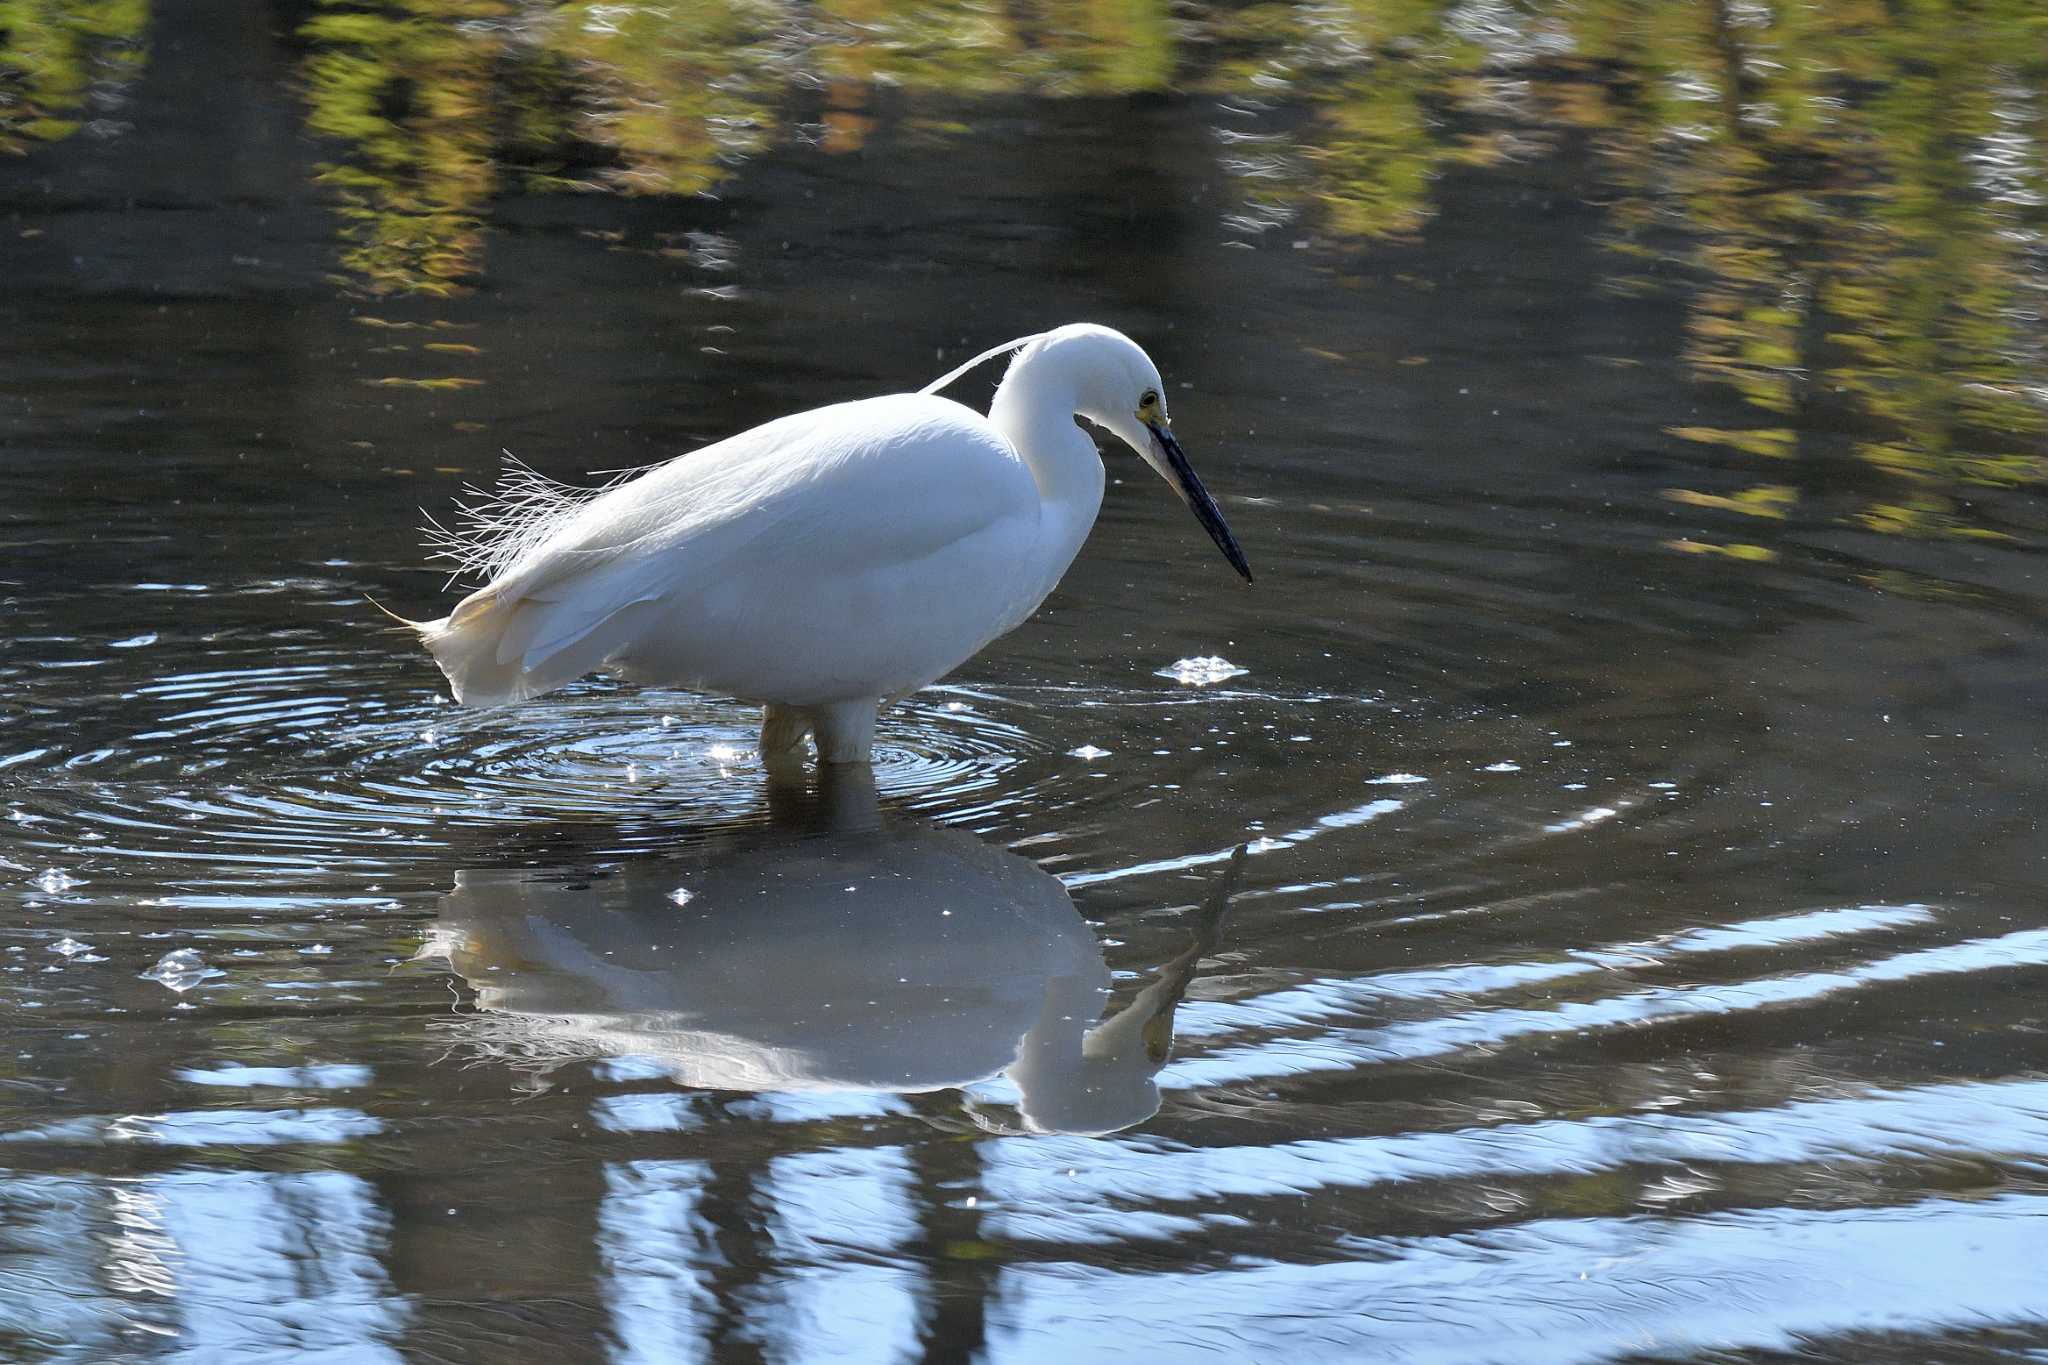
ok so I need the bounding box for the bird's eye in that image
[1139,389,1158,410]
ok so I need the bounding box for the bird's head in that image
[1038,323,1255,584]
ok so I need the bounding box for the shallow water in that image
[3,0,2047,1359]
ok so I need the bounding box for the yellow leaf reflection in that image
[366,376,486,390]
[1666,427,1796,460]
[1664,538,1777,562]
[1664,484,1798,519]
[1856,569,1992,604]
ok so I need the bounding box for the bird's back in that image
[415,393,1046,706]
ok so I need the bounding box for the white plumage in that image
[396,322,1250,764]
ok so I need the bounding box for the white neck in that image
[988,351,1106,599]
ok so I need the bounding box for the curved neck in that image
[991,356,1105,519]
[989,358,1105,582]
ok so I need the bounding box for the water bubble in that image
[298,944,334,956]
[32,869,82,895]
[1483,761,1522,773]
[668,887,695,906]
[140,949,222,994]
[1068,745,1111,760]
[1156,656,1249,686]
[49,937,93,958]
[1367,772,1429,786]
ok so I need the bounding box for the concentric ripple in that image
[2,641,1075,886]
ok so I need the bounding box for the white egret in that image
[393,322,1250,763]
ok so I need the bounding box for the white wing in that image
[414,394,1036,703]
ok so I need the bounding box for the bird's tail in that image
[376,589,655,706]
[370,591,527,705]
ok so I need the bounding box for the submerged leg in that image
[759,703,812,761]
[810,699,878,765]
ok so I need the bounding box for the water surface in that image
[3,0,2047,1359]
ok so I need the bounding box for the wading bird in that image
[394,323,1251,764]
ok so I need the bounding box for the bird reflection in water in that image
[424,769,1241,1136]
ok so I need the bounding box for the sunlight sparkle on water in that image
[140,949,222,993]
[1156,656,1248,686]
[1546,805,1623,835]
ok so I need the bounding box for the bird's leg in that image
[810,700,877,765]
[759,704,813,763]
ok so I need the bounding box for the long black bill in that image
[1149,421,1253,583]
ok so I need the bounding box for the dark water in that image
[4,0,2048,1359]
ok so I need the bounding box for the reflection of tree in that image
[0,0,146,154]
[1033,0,1174,96]
[544,0,779,192]
[1551,0,2047,549]
[292,0,1515,292]
[301,0,787,291]
[301,0,521,294]
[815,0,1019,101]
[1205,0,1507,241]
[284,0,2048,524]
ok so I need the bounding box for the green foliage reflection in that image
[8,0,2042,555]
[287,0,1515,291]
[0,0,145,153]
[1550,0,2047,547]
[300,0,518,293]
